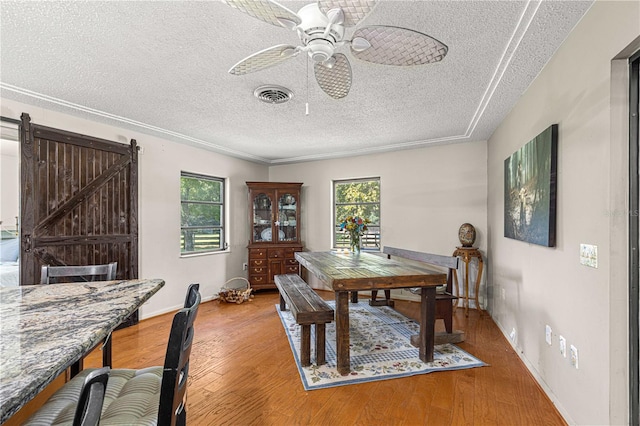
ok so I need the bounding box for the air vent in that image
[254,85,294,104]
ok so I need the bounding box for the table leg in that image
[335,291,350,375]
[419,286,436,362]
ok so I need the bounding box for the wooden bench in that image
[274,274,335,366]
[371,247,460,336]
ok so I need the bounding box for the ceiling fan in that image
[224,0,448,99]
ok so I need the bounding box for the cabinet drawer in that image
[251,259,267,268]
[249,274,268,285]
[268,249,284,259]
[250,266,267,275]
[249,248,267,259]
[285,247,301,258]
[285,265,299,273]
[285,258,298,266]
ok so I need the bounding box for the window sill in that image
[180,248,230,258]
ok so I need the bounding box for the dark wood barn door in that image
[19,113,139,297]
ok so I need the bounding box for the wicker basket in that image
[218,277,253,304]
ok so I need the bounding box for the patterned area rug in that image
[276,301,487,390]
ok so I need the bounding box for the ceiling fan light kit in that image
[224,0,448,99]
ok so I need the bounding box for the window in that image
[180,172,226,255]
[333,178,381,250]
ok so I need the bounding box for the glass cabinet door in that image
[252,191,273,242]
[277,192,297,242]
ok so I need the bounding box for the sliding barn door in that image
[19,113,139,294]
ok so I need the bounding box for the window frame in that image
[333,177,381,251]
[180,171,226,256]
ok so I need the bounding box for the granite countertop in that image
[0,278,165,423]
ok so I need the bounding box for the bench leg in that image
[279,293,287,311]
[443,302,453,333]
[315,323,326,365]
[370,289,394,307]
[435,298,454,334]
[300,325,311,367]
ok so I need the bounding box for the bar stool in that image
[25,284,201,426]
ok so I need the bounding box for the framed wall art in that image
[504,124,558,247]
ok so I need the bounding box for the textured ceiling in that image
[0,0,593,164]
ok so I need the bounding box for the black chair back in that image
[183,282,200,309]
[158,283,201,426]
[40,262,118,284]
[73,367,110,426]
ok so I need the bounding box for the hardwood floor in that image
[8,290,567,425]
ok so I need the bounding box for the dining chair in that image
[40,262,118,284]
[40,262,118,375]
[24,367,110,426]
[24,284,201,426]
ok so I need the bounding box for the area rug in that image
[276,301,487,390]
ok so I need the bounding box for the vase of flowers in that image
[339,216,370,253]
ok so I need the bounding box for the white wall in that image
[486,1,639,424]
[270,141,488,302]
[0,98,268,318]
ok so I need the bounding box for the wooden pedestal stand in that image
[452,247,484,317]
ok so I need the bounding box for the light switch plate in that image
[580,244,598,268]
[559,335,567,357]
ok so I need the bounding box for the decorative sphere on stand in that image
[458,223,476,247]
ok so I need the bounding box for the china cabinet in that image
[246,182,303,290]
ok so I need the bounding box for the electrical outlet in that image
[501,288,506,300]
[570,345,579,369]
[242,262,248,271]
[559,335,567,357]
[545,325,552,346]
[509,328,516,342]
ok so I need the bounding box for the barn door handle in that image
[23,234,32,252]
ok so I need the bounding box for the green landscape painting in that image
[504,125,558,247]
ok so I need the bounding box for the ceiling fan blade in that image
[350,26,448,66]
[314,53,352,99]
[318,0,377,27]
[229,45,299,75]
[223,0,301,28]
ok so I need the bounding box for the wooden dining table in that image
[0,278,165,423]
[295,251,447,376]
